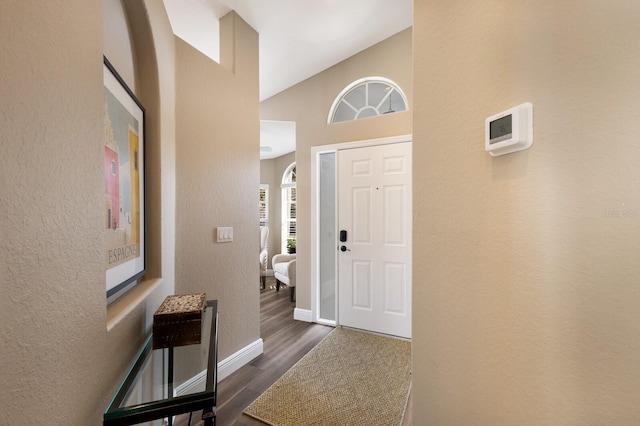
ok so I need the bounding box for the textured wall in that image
[175,12,261,360]
[413,0,640,422]
[123,0,178,319]
[260,28,413,310]
[1,2,259,423]
[0,0,178,422]
[1,1,108,423]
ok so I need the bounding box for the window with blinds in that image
[281,163,296,253]
[259,184,269,225]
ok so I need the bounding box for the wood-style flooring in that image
[175,276,412,426]
[174,277,332,426]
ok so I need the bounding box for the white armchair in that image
[260,226,269,288]
[272,253,296,301]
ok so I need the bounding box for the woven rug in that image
[243,327,411,426]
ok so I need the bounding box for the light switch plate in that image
[216,227,233,242]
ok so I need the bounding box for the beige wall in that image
[0,2,259,423]
[261,28,413,310]
[121,0,178,323]
[413,0,640,423]
[175,12,261,360]
[2,0,119,423]
[6,1,638,423]
[261,151,296,268]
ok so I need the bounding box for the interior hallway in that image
[176,276,412,425]
[176,277,331,425]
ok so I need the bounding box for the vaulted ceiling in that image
[162,0,413,158]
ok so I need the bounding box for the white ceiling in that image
[260,120,296,159]
[162,0,413,158]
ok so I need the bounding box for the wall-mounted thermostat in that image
[485,102,533,156]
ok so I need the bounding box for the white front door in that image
[338,142,412,338]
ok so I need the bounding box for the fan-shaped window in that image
[328,77,408,124]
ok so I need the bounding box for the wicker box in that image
[153,293,206,349]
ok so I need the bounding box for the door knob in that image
[340,245,351,252]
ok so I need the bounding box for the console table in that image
[104,300,218,426]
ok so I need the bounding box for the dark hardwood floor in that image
[174,277,333,426]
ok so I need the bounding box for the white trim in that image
[281,162,296,185]
[218,338,264,382]
[174,369,207,396]
[310,149,338,325]
[318,134,412,152]
[294,308,312,322]
[173,338,263,397]
[316,318,337,327]
[310,135,412,326]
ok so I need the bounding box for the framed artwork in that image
[103,56,146,298]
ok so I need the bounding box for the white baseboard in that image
[294,308,312,322]
[175,369,207,396]
[218,338,264,381]
[175,338,263,396]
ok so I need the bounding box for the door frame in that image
[310,134,412,326]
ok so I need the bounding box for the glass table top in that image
[104,300,218,426]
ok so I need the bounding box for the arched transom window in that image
[328,77,408,123]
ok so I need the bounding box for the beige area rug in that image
[244,327,411,426]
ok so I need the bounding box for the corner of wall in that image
[219,11,237,74]
[174,7,260,361]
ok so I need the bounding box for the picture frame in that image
[103,56,146,298]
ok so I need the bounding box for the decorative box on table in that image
[153,293,206,349]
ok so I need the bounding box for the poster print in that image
[103,57,146,297]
